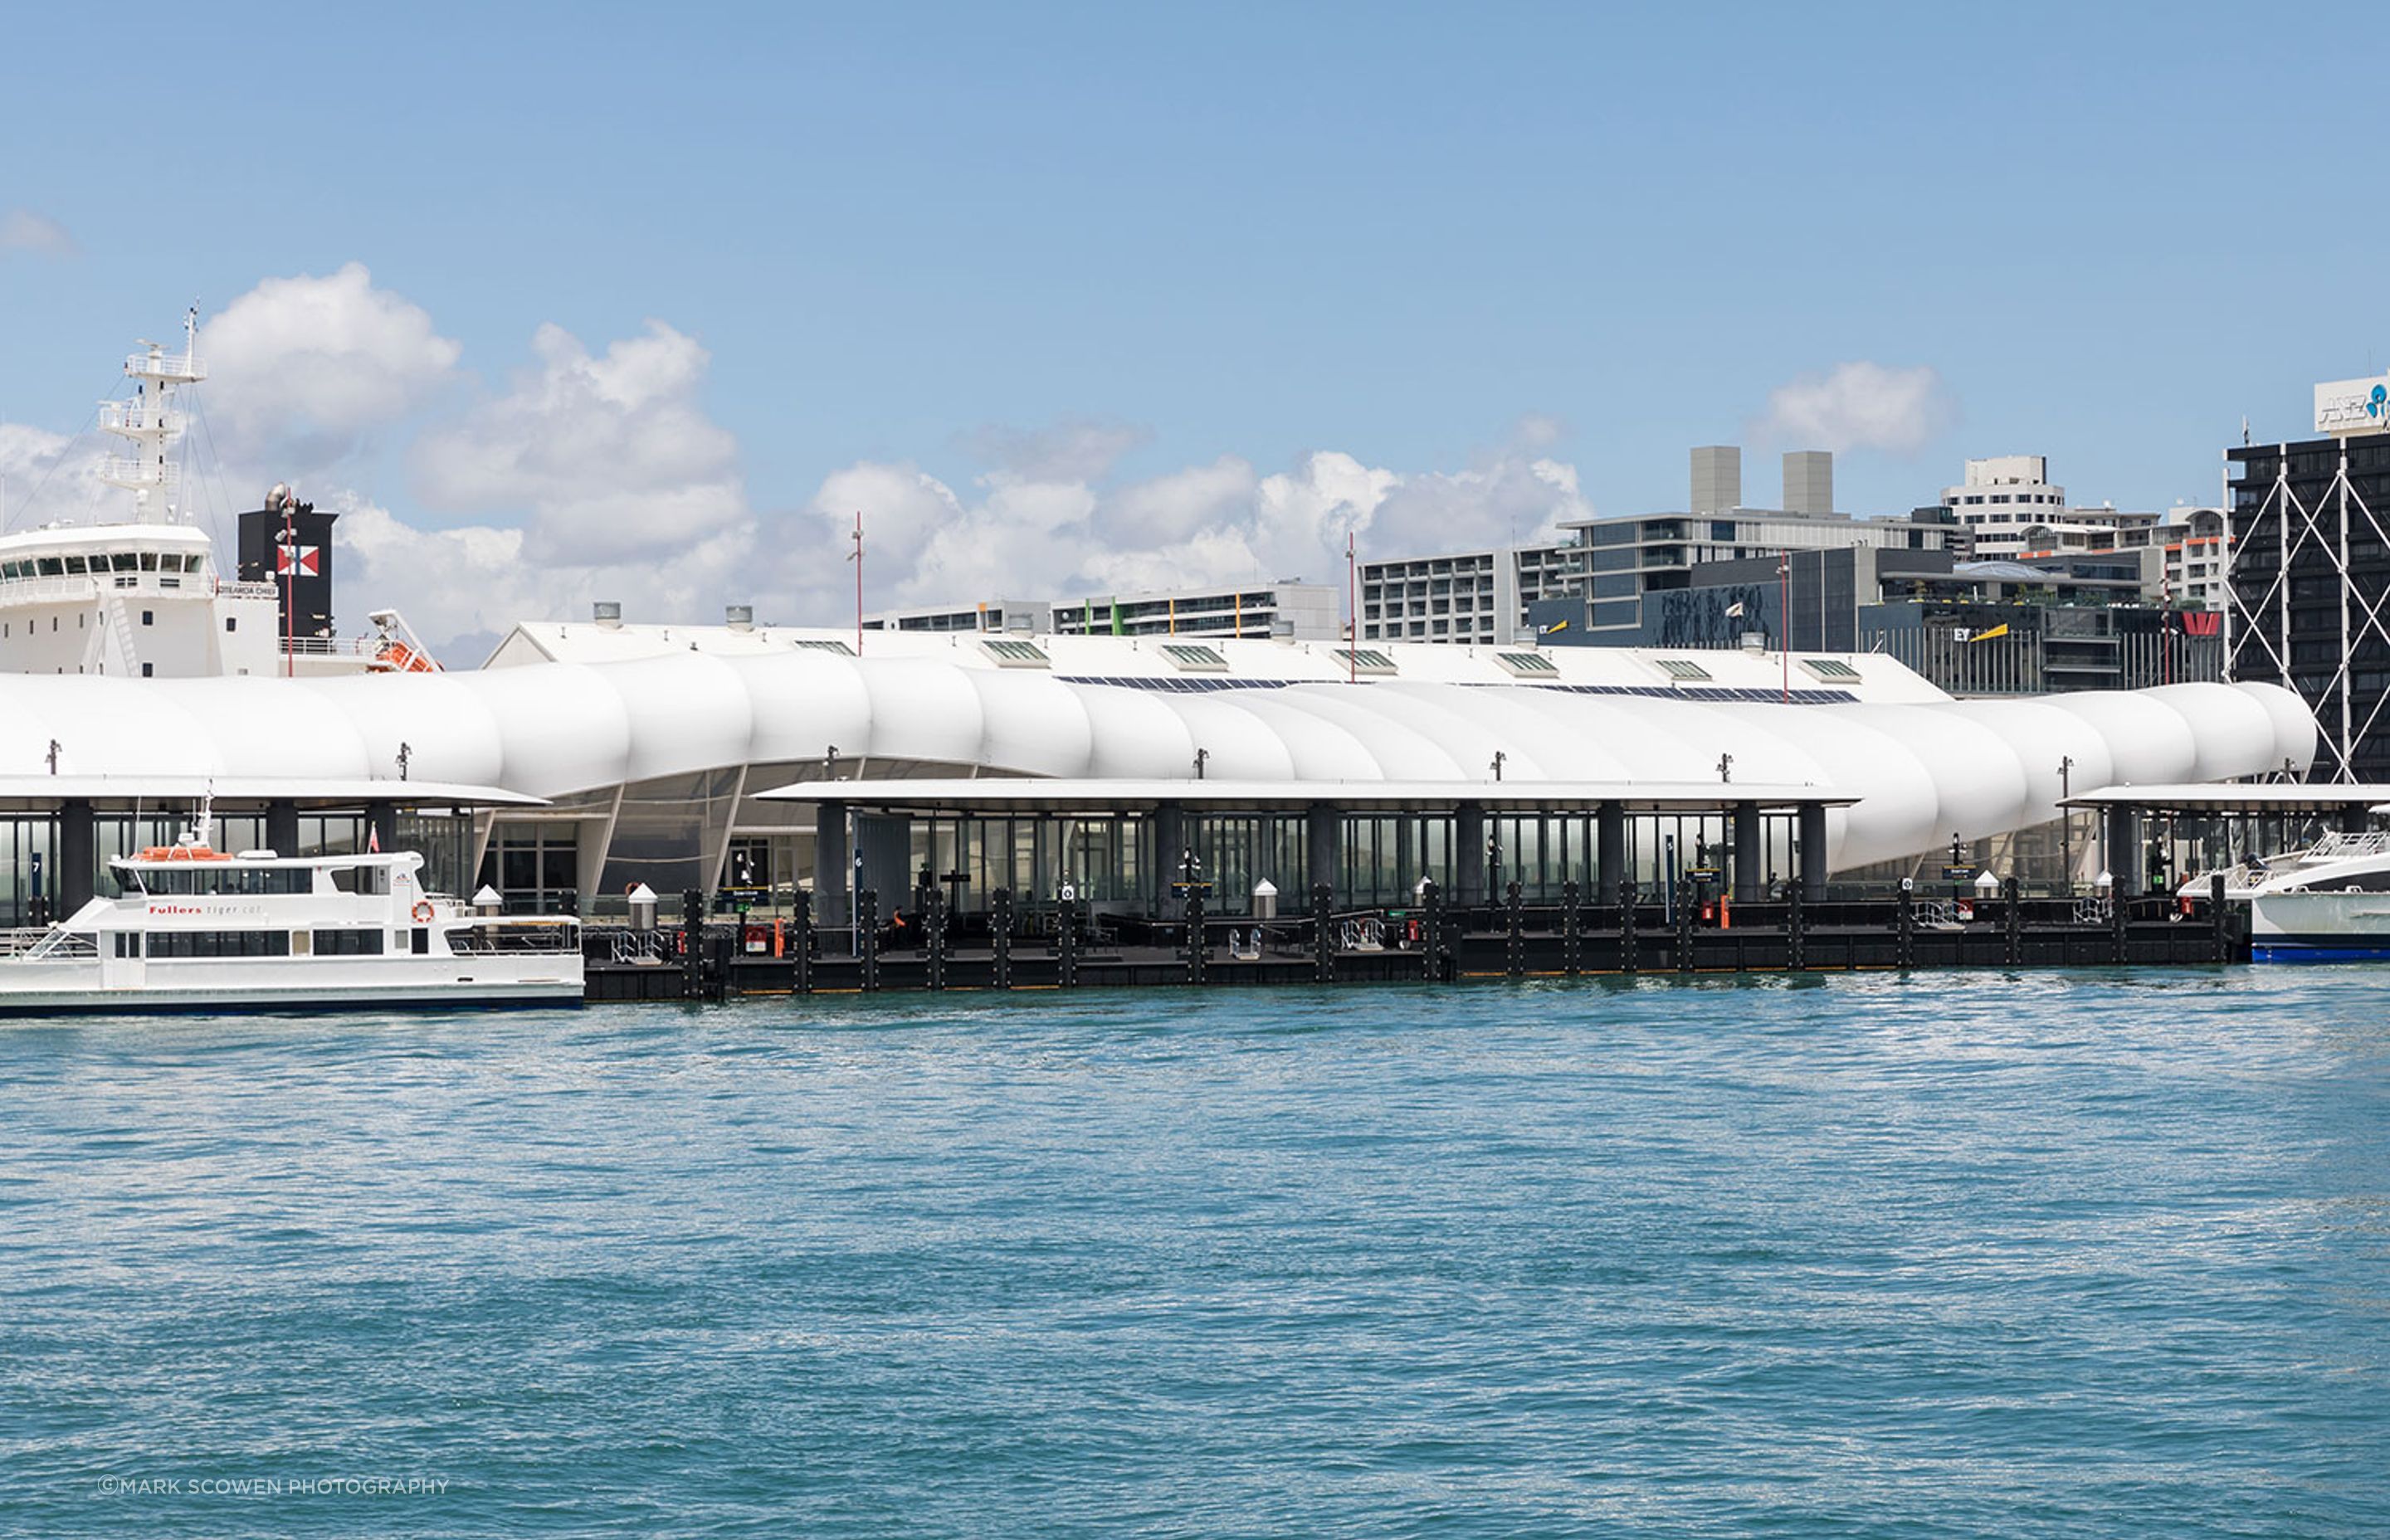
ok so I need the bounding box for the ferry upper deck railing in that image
[443,920,583,956]
[0,928,98,960]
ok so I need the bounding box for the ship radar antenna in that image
[97,312,207,525]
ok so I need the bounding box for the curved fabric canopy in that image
[0,656,2317,872]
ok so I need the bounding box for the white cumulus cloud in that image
[337,494,763,665]
[412,320,748,568]
[198,262,462,475]
[0,208,76,256]
[806,415,1593,610]
[1753,361,1953,455]
[0,261,1608,656]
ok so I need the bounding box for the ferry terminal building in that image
[0,624,2316,928]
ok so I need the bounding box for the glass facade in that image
[0,807,474,928]
[765,807,1809,919]
[2227,436,2390,781]
[0,817,55,928]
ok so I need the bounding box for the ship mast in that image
[95,307,205,525]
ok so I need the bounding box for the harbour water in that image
[2,971,2385,1537]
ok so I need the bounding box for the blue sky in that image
[1,2,2379,643]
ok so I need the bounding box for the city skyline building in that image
[2225,371,2390,782]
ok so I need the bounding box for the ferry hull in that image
[0,977,583,1016]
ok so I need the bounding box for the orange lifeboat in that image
[136,845,231,862]
[375,640,441,674]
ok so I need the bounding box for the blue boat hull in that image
[2250,938,2390,964]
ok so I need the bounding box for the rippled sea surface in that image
[2,970,2387,1538]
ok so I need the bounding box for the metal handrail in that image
[0,928,97,960]
[96,457,178,489]
[0,576,101,602]
[445,926,581,956]
[124,349,204,380]
[609,931,666,965]
[1339,916,1386,951]
[280,635,382,657]
[2301,831,2390,861]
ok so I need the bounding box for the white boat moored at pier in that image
[0,841,583,1014]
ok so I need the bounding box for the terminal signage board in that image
[2314,374,2390,436]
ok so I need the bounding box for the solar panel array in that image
[1059,675,1293,693]
[1056,675,1860,704]
[1534,682,1861,705]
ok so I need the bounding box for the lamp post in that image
[2058,754,2074,892]
[1778,552,1792,704]
[1346,531,1358,683]
[848,510,865,658]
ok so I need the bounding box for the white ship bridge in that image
[0,621,2318,924]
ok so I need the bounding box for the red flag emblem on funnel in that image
[276,543,319,577]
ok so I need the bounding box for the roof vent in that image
[1653,656,1713,684]
[1331,648,1397,677]
[981,638,1051,669]
[1494,651,1560,679]
[593,601,622,630]
[1159,643,1228,674]
[725,604,754,632]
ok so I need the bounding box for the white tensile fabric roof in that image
[0,649,2317,873]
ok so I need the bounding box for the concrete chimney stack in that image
[1690,446,1741,514]
[1783,451,1833,516]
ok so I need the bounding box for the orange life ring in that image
[411,900,435,924]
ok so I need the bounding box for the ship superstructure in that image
[0,314,279,677]
[0,313,436,680]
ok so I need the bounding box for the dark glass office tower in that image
[2226,435,2390,781]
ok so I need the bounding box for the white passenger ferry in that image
[0,838,583,1014]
